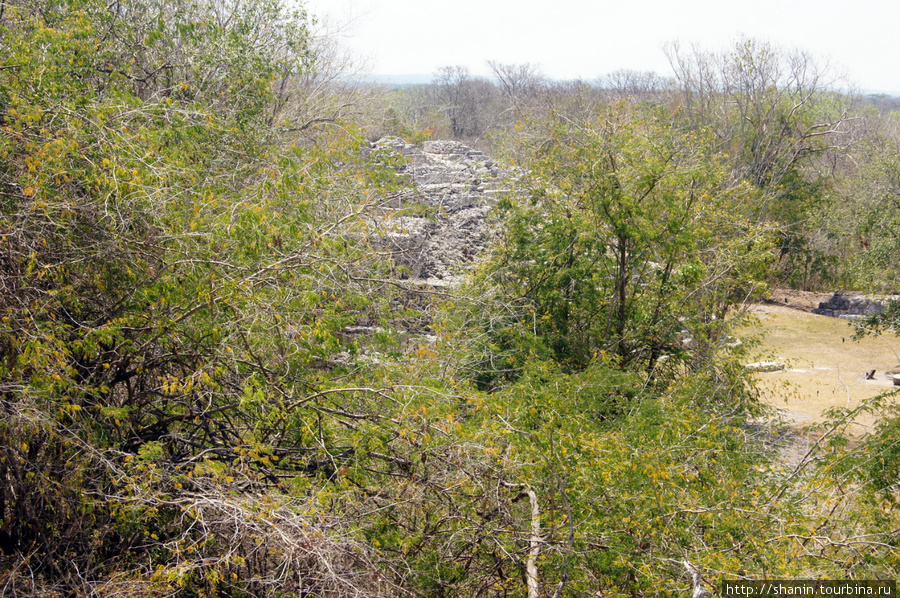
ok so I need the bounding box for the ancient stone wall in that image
[373,137,515,284]
[812,291,900,319]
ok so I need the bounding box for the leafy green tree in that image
[461,104,772,387]
[351,343,899,597]
[0,0,411,594]
[810,112,900,291]
[3,9,898,596]
[666,38,855,287]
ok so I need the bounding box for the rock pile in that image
[812,291,900,319]
[372,137,513,285]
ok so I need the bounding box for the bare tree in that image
[487,60,546,118]
[597,69,675,103]
[664,38,856,192]
[430,65,499,139]
[664,38,861,286]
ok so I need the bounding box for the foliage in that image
[809,113,900,291]
[859,402,900,499]
[1,10,899,596]
[430,66,502,139]
[349,355,899,597]
[461,105,772,387]
[666,38,856,287]
[667,38,850,190]
[0,0,410,594]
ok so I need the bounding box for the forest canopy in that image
[0,1,898,597]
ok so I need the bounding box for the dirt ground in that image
[741,293,900,436]
[763,288,833,313]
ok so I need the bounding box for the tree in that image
[488,60,547,119]
[597,69,675,104]
[666,38,852,190]
[461,104,772,387]
[0,0,410,594]
[430,65,499,139]
[808,112,900,291]
[665,39,857,286]
[3,10,898,595]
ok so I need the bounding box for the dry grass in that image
[740,304,900,436]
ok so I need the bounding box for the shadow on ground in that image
[741,298,900,437]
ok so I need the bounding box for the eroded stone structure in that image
[812,291,900,319]
[372,137,513,284]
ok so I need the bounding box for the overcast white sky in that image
[304,0,900,93]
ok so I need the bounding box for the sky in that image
[303,0,900,94]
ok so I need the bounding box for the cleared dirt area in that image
[742,298,900,436]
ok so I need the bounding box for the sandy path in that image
[743,304,900,435]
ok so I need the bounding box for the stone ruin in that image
[812,291,900,319]
[370,137,514,285]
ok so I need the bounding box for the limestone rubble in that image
[372,137,514,285]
